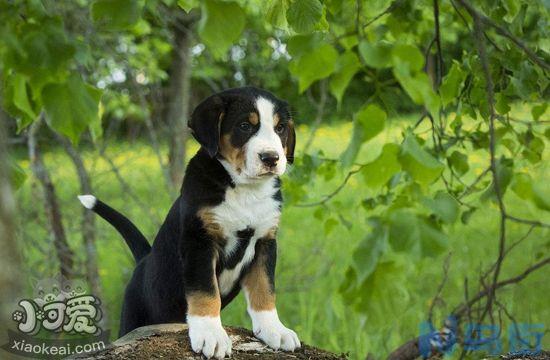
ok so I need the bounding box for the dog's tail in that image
[78,195,151,262]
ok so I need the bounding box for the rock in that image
[71,323,347,359]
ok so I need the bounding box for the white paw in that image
[188,315,232,359]
[250,309,301,351]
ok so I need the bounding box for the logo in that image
[2,276,109,359]
[419,316,545,357]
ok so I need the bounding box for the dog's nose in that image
[259,151,279,168]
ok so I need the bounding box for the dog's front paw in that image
[251,310,301,351]
[188,315,232,359]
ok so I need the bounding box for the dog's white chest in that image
[211,178,280,296]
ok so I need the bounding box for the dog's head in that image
[189,87,296,183]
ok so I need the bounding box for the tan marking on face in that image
[197,208,225,246]
[241,252,275,311]
[186,292,221,316]
[273,113,280,127]
[219,133,246,173]
[249,112,259,125]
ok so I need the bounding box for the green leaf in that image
[388,210,448,257]
[440,61,465,106]
[199,0,246,59]
[522,135,544,164]
[358,41,392,69]
[8,157,27,190]
[422,191,459,224]
[266,0,289,29]
[417,217,448,257]
[352,218,388,283]
[532,103,547,121]
[329,51,361,106]
[398,134,444,185]
[495,93,511,115]
[394,69,440,117]
[342,254,410,323]
[532,184,550,211]
[289,44,337,92]
[461,207,477,224]
[12,74,36,121]
[361,143,401,188]
[286,0,323,33]
[391,43,424,73]
[324,218,339,235]
[287,33,323,58]
[340,104,387,167]
[512,173,550,211]
[448,150,469,175]
[42,75,102,143]
[481,158,513,202]
[91,0,142,30]
[388,210,419,253]
[178,0,199,12]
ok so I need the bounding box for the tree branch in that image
[456,0,550,71]
[294,165,365,208]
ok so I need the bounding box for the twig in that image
[433,0,444,87]
[506,215,550,229]
[334,0,402,40]
[294,165,365,207]
[98,151,162,226]
[453,256,550,318]
[482,225,537,279]
[458,166,491,199]
[428,253,452,323]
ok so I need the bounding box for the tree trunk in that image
[303,80,328,153]
[54,132,103,306]
[166,17,194,188]
[27,117,74,278]
[0,109,23,351]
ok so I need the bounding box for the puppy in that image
[78,87,299,359]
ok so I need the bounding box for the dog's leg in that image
[185,257,231,359]
[241,238,300,351]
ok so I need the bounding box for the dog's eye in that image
[275,123,286,134]
[239,122,252,132]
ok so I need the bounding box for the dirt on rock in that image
[72,324,347,360]
[499,351,550,360]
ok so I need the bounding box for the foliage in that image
[2,0,550,358]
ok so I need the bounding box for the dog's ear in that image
[285,119,296,164]
[188,95,225,157]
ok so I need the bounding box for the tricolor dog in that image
[78,87,299,359]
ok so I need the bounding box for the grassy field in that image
[14,114,550,359]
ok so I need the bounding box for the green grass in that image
[14,114,550,359]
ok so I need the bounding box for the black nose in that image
[259,151,279,168]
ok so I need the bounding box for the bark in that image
[0,110,23,350]
[53,133,103,305]
[166,15,194,188]
[27,117,74,278]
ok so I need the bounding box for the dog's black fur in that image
[85,87,295,337]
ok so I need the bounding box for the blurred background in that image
[0,0,549,358]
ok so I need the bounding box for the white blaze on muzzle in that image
[243,97,287,178]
